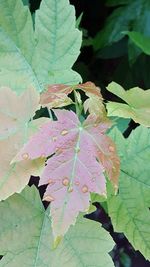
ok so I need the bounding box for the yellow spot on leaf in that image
[82,185,88,193]
[22,153,29,160]
[62,177,70,186]
[61,129,68,136]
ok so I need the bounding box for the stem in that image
[73,90,82,118]
[47,108,53,120]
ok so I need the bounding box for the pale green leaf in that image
[0,0,82,93]
[0,186,115,267]
[0,28,41,93]
[108,126,150,260]
[0,0,34,62]
[32,0,82,86]
[106,82,150,127]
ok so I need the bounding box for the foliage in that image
[125,31,150,55]
[0,0,81,93]
[0,186,115,267]
[108,126,150,260]
[0,0,150,266]
[106,82,150,126]
[13,108,119,239]
[93,0,150,52]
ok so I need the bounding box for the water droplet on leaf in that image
[22,153,29,160]
[62,177,70,186]
[109,145,115,152]
[82,185,88,193]
[61,129,68,136]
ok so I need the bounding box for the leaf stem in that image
[47,108,53,120]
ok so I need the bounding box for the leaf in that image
[0,0,82,93]
[14,109,119,238]
[93,0,150,52]
[0,0,34,62]
[40,84,73,108]
[125,31,150,55]
[76,13,83,28]
[0,28,41,93]
[109,117,130,133]
[76,82,106,119]
[106,0,130,6]
[108,126,150,260]
[40,82,106,117]
[0,87,46,200]
[0,186,115,267]
[106,82,150,127]
[32,0,82,86]
[22,0,29,5]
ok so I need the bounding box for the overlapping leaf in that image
[40,84,74,108]
[108,126,150,260]
[0,87,46,200]
[32,0,82,86]
[14,109,119,238]
[125,31,150,55]
[0,0,34,61]
[106,82,150,126]
[40,82,105,118]
[0,0,82,93]
[93,0,150,52]
[0,185,115,267]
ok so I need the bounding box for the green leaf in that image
[106,82,150,127]
[0,28,41,93]
[32,0,82,86]
[106,0,130,6]
[0,186,115,267]
[76,13,83,28]
[125,31,150,55]
[108,126,150,260]
[0,0,82,93]
[22,0,29,5]
[0,0,34,62]
[109,117,130,133]
[93,0,150,51]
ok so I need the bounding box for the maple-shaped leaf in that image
[40,84,73,108]
[76,82,106,118]
[14,109,120,239]
[40,82,106,118]
[106,82,150,127]
[0,87,46,200]
[0,185,115,267]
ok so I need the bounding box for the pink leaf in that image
[14,110,120,238]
